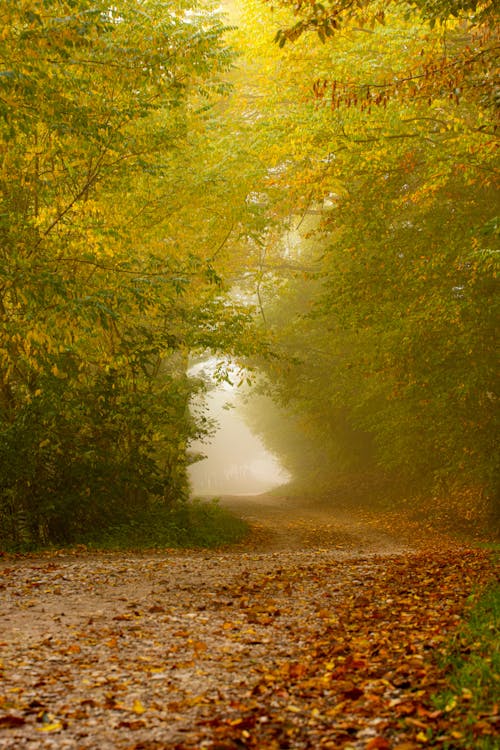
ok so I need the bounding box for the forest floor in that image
[0,493,497,749]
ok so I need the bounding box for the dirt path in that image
[219,495,407,554]
[0,495,495,749]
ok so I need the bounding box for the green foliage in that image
[0,0,263,548]
[0,367,197,547]
[66,498,249,551]
[270,0,497,43]
[1,0,498,546]
[434,577,500,749]
[239,0,499,521]
[0,496,249,552]
[82,500,248,549]
[407,0,497,25]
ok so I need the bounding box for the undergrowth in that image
[83,498,249,550]
[1,499,249,552]
[433,550,499,749]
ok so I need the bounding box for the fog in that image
[188,365,290,496]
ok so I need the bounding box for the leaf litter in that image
[0,495,497,749]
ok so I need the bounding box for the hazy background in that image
[188,365,290,496]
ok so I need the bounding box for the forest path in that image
[219,493,407,554]
[0,495,494,749]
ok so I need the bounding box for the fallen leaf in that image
[0,715,26,728]
[37,721,63,733]
[342,687,364,700]
[132,699,146,715]
[366,739,391,750]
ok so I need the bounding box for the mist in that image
[188,370,290,497]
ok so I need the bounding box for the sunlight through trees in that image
[0,0,498,547]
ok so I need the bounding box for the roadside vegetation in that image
[1,0,497,551]
[434,561,499,749]
[0,499,249,553]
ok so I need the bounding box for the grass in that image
[82,497,250,551]
[433,548,499,749]
[0,497,250,553]
[0,497,251,553]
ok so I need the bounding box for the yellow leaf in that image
[132,699,146,715]
[445,696,457,712]
[37,721,63,733]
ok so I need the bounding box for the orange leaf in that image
[366,739,391,750]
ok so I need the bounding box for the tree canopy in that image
[0,0,265,546]
[0,0,498,547]
[238,0,499,523]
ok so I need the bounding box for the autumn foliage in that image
[0,527,497,748]
[0,0,498,543]
[0,0,259,548]
[241,0,499,528]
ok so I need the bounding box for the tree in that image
[0,0,263,547]
[239,0,498,522]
